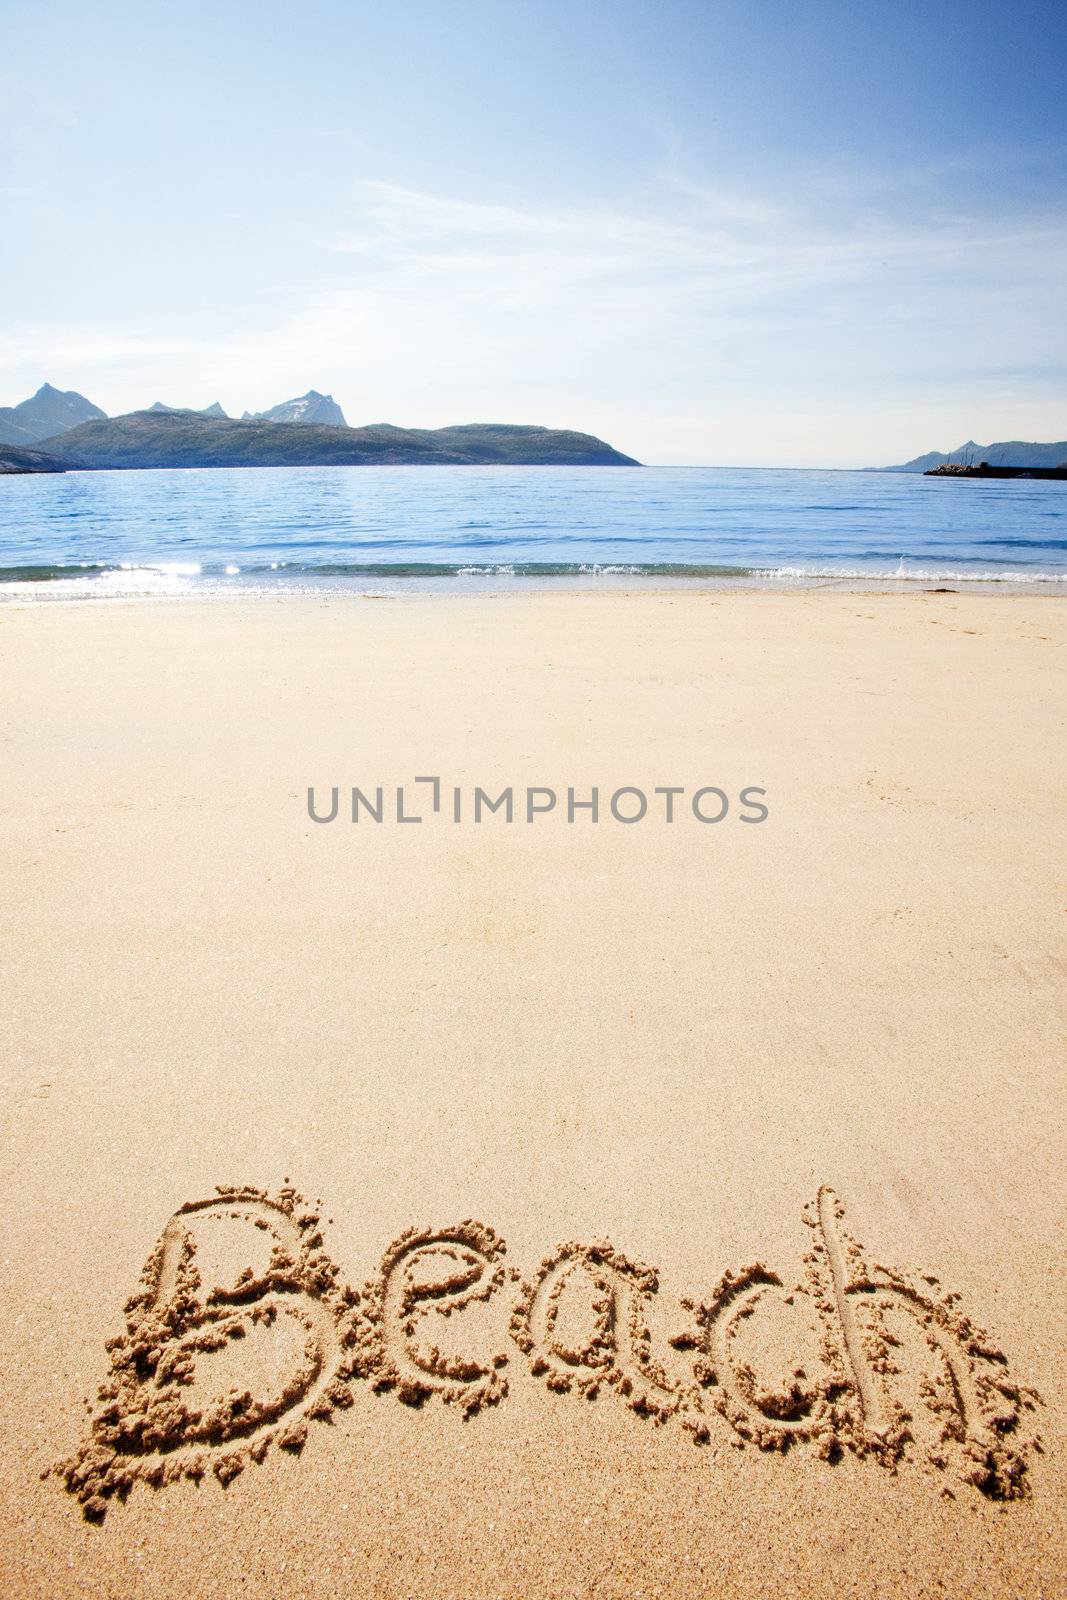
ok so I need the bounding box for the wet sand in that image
[0,588,1064,1598]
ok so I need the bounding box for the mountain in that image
[0,443,68,474]
[39,411,639,470]
[0,383,105,447]
[882,439,1067,472]
[241,390,347,427]
[148,401,229,419]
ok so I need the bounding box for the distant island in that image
[0,384,638,471]
[881,438,1067,472]
[924,462,1067,480]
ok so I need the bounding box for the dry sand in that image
[0,587,1064,1599]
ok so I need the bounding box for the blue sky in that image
[2,0,1065,464]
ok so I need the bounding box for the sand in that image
[0,586,1064,1599]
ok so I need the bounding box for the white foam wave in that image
[755,565,1067,584]
[0,562,203,601]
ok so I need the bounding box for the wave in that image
[752,564,1067,584]
[2,557,1066,597]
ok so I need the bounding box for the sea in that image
[1,464,1065,598]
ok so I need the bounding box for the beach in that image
[0,586,1064,1599]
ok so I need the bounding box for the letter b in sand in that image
[52,1186,356,1516]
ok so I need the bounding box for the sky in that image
[2,0,1066,466]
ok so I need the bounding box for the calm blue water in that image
[1,464,1065,596]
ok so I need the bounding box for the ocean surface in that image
[1,464,1065,597]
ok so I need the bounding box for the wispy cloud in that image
[312,177,1067,342]
[2,174,1065,464]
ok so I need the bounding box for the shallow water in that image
[1,463,1065,597]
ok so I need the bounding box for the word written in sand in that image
[50,1186,1040,1519]
[307,778,769,825]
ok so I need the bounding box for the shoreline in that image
[3,568,1067,602]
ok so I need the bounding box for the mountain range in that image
[882,439,1067,471]
[0,384,636,469]
[11,383,1059,475]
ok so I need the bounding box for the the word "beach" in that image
[52,1185,1039,1520]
